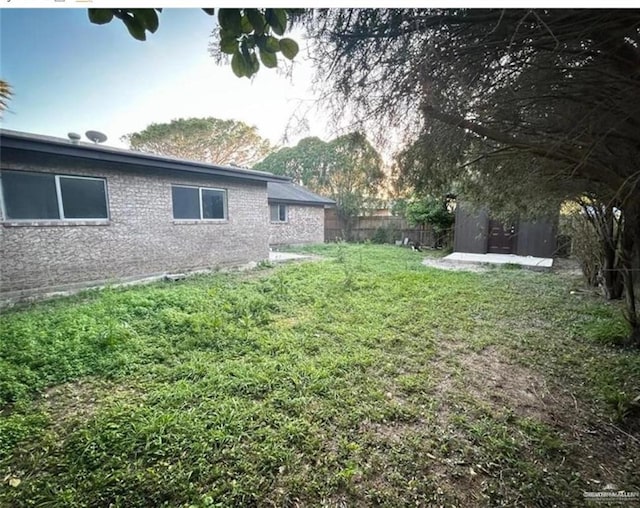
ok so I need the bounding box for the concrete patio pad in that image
[269,251,310,262]
[442,252,553,270]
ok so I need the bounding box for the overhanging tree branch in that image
[420,104,624,189]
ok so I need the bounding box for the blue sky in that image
[0,8,324,148]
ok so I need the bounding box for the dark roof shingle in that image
[0,129,290,184]
[267,182,335,206]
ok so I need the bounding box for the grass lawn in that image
[1,244,639,507]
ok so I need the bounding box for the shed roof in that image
[0,129,290,184]
[267,182,335,206]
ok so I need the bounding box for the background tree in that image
[122,117,273,167]
[253,137,334,189]
[308,9,640,343]
[255,132,385,236]
[0,80,11,116]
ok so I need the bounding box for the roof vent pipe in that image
[68,132,81,144]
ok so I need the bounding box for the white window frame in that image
[172,184,227,221]
[270,203,288,223]
[0,170,109,222]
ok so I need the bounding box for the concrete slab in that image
[443,252,553,270]
[269,251,310,262]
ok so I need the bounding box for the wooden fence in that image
[324,209,438,246]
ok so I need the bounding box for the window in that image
[1,170,108,221]
[172,186,200,219]
[172,185,227,220]
[270,204,287,222]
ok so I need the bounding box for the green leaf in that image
[264,36,280,53]
[249,53,260,75]
[133,9,159,33]
[259,48,277,68]
[246,9,266,35]
[88,9,114,25]
[240,39,251,61]
[220,37,237,55]
[279,38,299,60]
[240,15,253,34]
[231,51,246,78]
[122,15,146,41]
[218,9,242,33]
[219,28,236,41]
[265,9,287,36]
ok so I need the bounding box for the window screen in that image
[278,204,287,222]
[2,170,60,220]
[202,189,225,219]
[59,177,108,219]
[172,186,200,219]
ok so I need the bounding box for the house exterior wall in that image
[269,204,325,246]
[1,158,270,297]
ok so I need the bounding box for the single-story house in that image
[267,181,335,246]
[454,202,557,258]
[0,129,293,300]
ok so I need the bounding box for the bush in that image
[371,227,390,244]
[404,196,455,248]
[562,211,602,287]
[370,225,400,244]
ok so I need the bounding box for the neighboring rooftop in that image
[267,182,335,206]
[0,129,290,184]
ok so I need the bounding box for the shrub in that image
[371,227,390,244]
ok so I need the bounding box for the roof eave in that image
[268,198,335,207]
[0,132,291,184]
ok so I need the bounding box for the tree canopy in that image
[88,8,302,78]
[255,133,385,220]
[309,9,640,205]
[308,9,640,341]
[0,80,10,116]
[122,117,273,167]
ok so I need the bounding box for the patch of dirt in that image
[428,341,574,426]
[552,257,583,276]
[458,346,574,426]
[433,345,640,491]
[38,378,142,429]
[358,419,427,442]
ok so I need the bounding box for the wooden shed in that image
[454,202,557,259]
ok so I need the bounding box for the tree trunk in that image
[600,205,623,300]
[343,215,355,242]
[601,251,623,299]
[620,203,640,346]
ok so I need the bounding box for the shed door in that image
[487,220,516,254]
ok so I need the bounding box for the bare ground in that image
[38,378,143,430]
[354,342,640,505]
